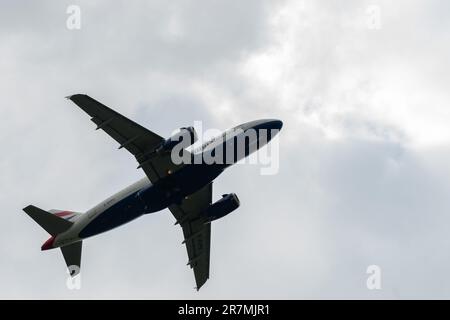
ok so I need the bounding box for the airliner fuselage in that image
[45,119,282,249]
[24,94,282,289]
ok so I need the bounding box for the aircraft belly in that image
[173,164,223,195]
[78,166,222,239]
[78,192,145,238]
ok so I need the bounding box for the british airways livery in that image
[23,94,282,290]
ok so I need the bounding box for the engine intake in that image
[204,193,240,222]
[158,126,198,153]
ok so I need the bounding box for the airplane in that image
[23,94,282,290]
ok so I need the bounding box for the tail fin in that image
[48,209,82,222]
[23,205,73,236]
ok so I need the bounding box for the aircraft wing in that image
[67,94,185,183]
[169,183,212,290]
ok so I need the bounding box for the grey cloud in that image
[1,0,450,299]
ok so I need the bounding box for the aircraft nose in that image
[251,119,283,147]
[252,119,283,131]
[270,119,283,130]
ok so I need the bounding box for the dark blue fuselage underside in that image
[78,163,224,238]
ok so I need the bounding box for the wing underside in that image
[169,183,212,290]
[67,94,186,183]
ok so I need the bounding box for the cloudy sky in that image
[1,0,450,299]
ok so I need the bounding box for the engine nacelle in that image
[204,193,240,222]
[158,126,198,152]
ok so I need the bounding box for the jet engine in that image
[157,126,198,153]
[204,193,240,222]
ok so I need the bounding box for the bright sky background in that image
[1,0,450,299]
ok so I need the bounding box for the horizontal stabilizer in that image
[61,241,82,276]
[23,205,73,236]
